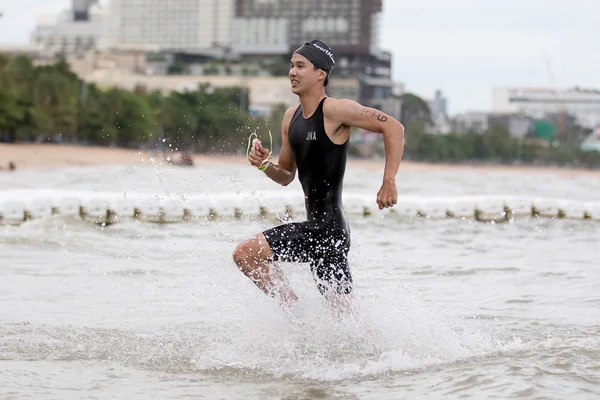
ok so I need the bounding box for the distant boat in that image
[166,152,194,167]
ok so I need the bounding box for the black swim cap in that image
[293,40,336,79]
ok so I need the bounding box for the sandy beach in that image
[0,143,244,170]
[0,143,597,177]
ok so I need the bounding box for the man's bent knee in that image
[232,233,273,272]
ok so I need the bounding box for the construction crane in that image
[544,54,567,140]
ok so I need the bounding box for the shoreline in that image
[1,143,598,177]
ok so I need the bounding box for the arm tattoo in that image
[376,114,388,122]
[353,106,388,122]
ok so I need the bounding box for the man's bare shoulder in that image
[323,97,360,112]
[281,105,300,133]
[323,97,362,120]
[282,105,300,122]
[285,105,300,116]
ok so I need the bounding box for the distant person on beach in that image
[0,161,16,171]
[179,152,194,166]
[232,40,405,310]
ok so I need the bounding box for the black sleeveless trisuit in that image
[263,97,353,295]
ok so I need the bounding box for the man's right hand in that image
[248,140,271,168]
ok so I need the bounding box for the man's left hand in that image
[377,179,398,210]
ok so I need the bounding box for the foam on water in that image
[0,236,522,383]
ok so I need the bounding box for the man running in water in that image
[233,40,405,307]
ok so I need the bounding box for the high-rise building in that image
[232,0,388,76]
[103,0,234,56]
[429,89,448,117]
[30,3,105,58]
[426,90,451,134]
[233,0,382,53]
[233,0,391,78]
[232,0,400,117]
[73,0,99,21]
[493,87,600,129]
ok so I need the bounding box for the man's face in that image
[289,53,324,95]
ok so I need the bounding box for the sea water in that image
[1,163,599,399]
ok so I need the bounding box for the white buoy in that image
[110,197,136,220]
[505,198,531,216]
[557,200,585,219]
[210,196,237,219]
[135,197,161,221]
[418,199,451,219]
[186,197,212,219]
[342,195,365,216]
[159,197,186,222]
[474,197,507,221]
[25,197,53,220]
[388,199,418,217]
[0,200,26,222]
[584,202,600,220]
[234,195,262,218]
[54,196,81,217]
[447,199,477,218]
[81,198,110,221]
[531,198,558,217]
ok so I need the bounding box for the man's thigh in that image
[262,221,318,263]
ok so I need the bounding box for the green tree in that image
[0,80,24,140]
[399,93,432,126]
[78,84,115,145]
[159,92,198,149]
[264,103,288,152]
[0,55,37,141]
[104,88,156,148]
[33,66,80,140]
[483,124,518,162]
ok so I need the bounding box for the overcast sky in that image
[1,0,598,114]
